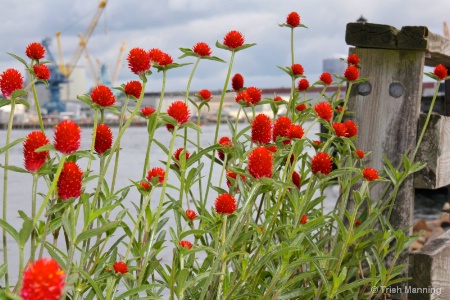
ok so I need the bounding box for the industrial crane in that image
[444,21,449,39]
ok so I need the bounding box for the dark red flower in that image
[226,170,246,188]
[193,42,212,57]
[215,193,237,214]
[332,122,348,137]
[300,214,308,224]
[355,219,361,227]
[235,91,252,105]
[179,240,193,250]
[273,116,292,144]
[148,48,164,63]
[33,64,50,80]
[186,209,197,221]
[0,68,23,99]
[434,64,448,80]
[232,73,244,91]
[218,136,232,161]
[314,102,333,121]
[363,168,379,181]
[21,258,64,300]
[296,103,307,112]
[355,149,364,159]
[53,120,81,154]
[223,30,245,50]
[140,181,150,191]
[248,146,273,179]
[127,47,151,75]
[141,106,156,118]
[344,120,358,137]
[347,54,359,66]
[146,167,165,184]
[286,12,300,27]
[173,148,190,168]
[91,85,115,107]
[291,64,304,76]
[57,162,83,200]
[113,261,128,274]
[251,114,272,145]
[274,96,283,102]
[344,65,359,81]
[167,101,190,125]
[297,78,310,91]
[198,89,212,101]
[26,42,46,60]
[288,124,304,140]
[319,72,333,85]
[94,124,113,155]
[292,171,301,189]
[311,152,332,175]
[23,131,50,172]
[336,106,346,114]
[124,80,142,98]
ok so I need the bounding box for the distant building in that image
[323,55,347,80]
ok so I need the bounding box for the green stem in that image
[290,27,295,66]
[111,97,130,193]
[216,215,228,300]
[184,58,200,104]
[31,83,45,133]
[30,173,38,263]
[336,82,353,123]
[196,106,204,204]
[86,109,99,175]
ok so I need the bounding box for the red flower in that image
[95,124,113,155]
[297,78,310,91]
[223,30,245,49]
[362,168,379,181]
[148,48,164,63]
[146,167,165,184]
[251,114,272,145]
[314,102,333,121]
[319,72,333,85]
[273,116,292,144]
[232,73,244,91]
[226,170,246,188]
[332,122,348,137]
[296,103,307,112]
[186,209,197,221]
[127,48,150,75]
[179,240,193,250]
[140,181,150,191]
[25,42,46,60]
[198,89,212,101]
[344,65,359,81]
[313,140,322,147]
[193,42,212,57]
[235,91,252,105]
[57,162,83,200]
[158,52,173,66]
[167,101,190,125]
[292,171,301,189]
[215,193,237,214]
[113,261,128,274]
[218,136,232,161]
[124,80,142,98]
[20,258,64,300]
[311,152,332,175]
[274,96,283,102]
[347,54,359,66]
[53,120,81,154]
[288,124,304,140]
[434,64,448,80]
[33,64,50,80]
[300,214,308,224]
[141,106,156,118]
[0,68,23,99]
[266,145,278,153]
[286,12,300,27]
[246,86,262,105]
[291,64,304,76]
[248,146,273,179]
[355,219,361,227]
[344,120,358,137]
[91,85,115,107]
[355,149,365,159]
[336,106,346,114]
[23,131,50,172]
[173,148,190,168]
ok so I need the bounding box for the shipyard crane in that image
[444,21,449,39]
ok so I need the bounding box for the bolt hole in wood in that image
[389,82,405,98]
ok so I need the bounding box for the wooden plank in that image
[345,23,399,49]
[415,114,450,189]
[409,230,450,300]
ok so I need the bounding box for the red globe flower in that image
[314,102,333,121]
[173,148,190,168]
[344,120,358,137]
[218,136,233,161]
[20,258,64,300]
[248,146,273,179]
[127,47,151,75]
[141,106,156,118]
[25,42,46,60]
[251,114,272,145]
[274,96,283,102]
[362,168,379,181]
[319,72,333,85]
[355,149,365,159]
[146,167,165,184]
[347,53,360,66]
[193,42,212,57]
[292,170,301,190]
[91,85,115,107]
[140,181,150,191]
[226,170,247,188]
[23,131,50,173]
[158,52,173,66]
[53,120,81,154]
[288,124,304,140]
[186,209,197,221]
[113,261,128,274]
[148,48,164,63]
[300,214,308,224]
[332,122,348,137]
[296,103,307,112]
[297,78,310,91]
[311,152,332,175]
[94,124,113,155]
[246,86,262,104]
[232,73,244,91]
[57,162,83,200]
[273,116,292,144]
[286,12,300,27]
[179,240,193,250]
[215,193,237,214]
[291,64,304,76]
[33,64,50,80]
[355,219,362,227]
[235,91,252,106]
[198,89,212,101]
[434,64,448,80]
[124,80,142,98]
[313,140,322,147]
[0,68,24,99]
[223,30,245,50]
[266,145,278,153]
[167,101,190,125]
[344,65,359,81]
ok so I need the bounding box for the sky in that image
[0,0,448,94]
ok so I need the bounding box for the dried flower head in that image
[252,114,272,145]
[344,65,359,81]
[223,30,245,49]
[91,85,116,107]
[167,101,190,125]
[273,116,292,144]
[198,89,212,101]
[26,42,46,60]
[434,64,448,80]
[248,146,273,179]
[141,106,156,118]
[286,12,300,27]
[291,64,304,76]
[186,209,197,221]
[23,131,50,173]
[297,78,310,91]
[53,120,81,154]
[314,102,333,121]
[344,120,358,137]
[0,68,23,98]
[21,258,64,300]
[124,80,142,98]
[33,64,50,80]
[57,162,83,200]
[355,149,365,159]
[232,73,244,91]
[311,152,332,175]
[113,262,128,274]
[288,124,304,140]
[193,42,212,57]
[127,47,151,75]
[347,54,360,66]
[319,72,333,85]
[146,167,165,185]
[95,124,113,155]
[215,193,237,214]
[332,122,348,137]
[179,240,193,250]
[363,168,379,181]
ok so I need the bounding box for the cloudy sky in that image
[0,0,448,93]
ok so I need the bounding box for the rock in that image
[426,226,445,244]
[411,240,424,251]
[413,218,429,233]
[425,219,442,231]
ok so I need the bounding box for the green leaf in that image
[75,221,119,244]
[35,144,56,152]
[0,99,10,108]
[0,137,26,154]
[77,94,93,106]
[0,219,19,244]
[7,52,28,67]
[115,285,160,300]
[62,209,74,243]
[0,263,8,278]
[76,267,106,300]
[19,219,34,247]
[0,165,29,173]
[201,55,226,63]
[14,98,30,109]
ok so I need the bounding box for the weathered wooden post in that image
[345,22,450,299]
